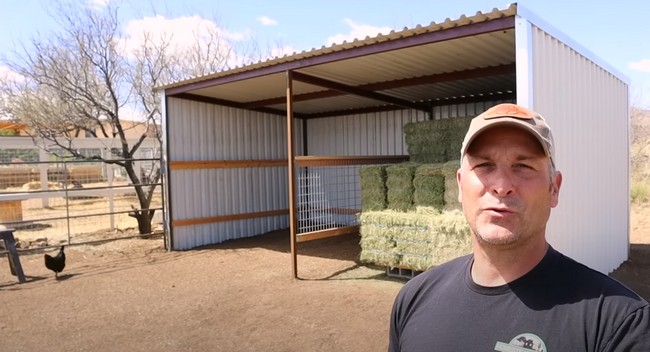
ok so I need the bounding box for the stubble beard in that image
[471,216,522,247]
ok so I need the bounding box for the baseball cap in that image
[460,103,555,162]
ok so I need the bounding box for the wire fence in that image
[297,164,361,234]
[0,158,163,252]
[295,156,409,240]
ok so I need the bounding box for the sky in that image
[1,0,649,106]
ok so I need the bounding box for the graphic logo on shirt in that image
[494,333,547,352]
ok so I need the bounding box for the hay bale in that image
[427,209,472,265]
[399,254,431,271]
[437,160,461,210]
[359,250,400,267]
[386,163,417,211]
[404,116,473,164]
[443,117,473,161]
[359,210,425,266]
[359,165,387,211]
[413,164,445,209]
[358,209,471,270]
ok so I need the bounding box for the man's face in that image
[456,125,562,248]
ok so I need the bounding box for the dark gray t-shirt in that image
[389,246,650,351]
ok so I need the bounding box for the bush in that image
[631,180,650,204]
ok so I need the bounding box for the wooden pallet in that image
[385,266,423,279]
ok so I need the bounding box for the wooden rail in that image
[172,209,289,227]
[168,155,409,170]
[295,155,408,167]
[169,159,286,169]
[296,225,359,242]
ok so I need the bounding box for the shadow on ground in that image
[194,228,362,262]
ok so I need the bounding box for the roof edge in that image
[157,4,518,92]
[515,3,629,85]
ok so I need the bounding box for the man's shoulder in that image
[549,248,647,305]
[400,254,472,293]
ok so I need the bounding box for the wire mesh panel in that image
[297,164,361,234]
[294,156,408,240]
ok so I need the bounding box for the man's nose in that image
[490,168,514,196]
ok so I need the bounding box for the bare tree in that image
[0,2,243,235]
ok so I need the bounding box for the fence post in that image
[105,149,115,229]
[39,148,49,208]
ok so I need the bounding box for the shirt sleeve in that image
[387,293,402,352]
[603,304,650,351]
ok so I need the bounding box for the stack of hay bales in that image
[386,163,418,212]
[359,161,459,214]
[403,116,472,164]
[359,208,470,270]
[358,116,474,271]
[359,165,387,211]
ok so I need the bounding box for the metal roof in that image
[162,4,519,118]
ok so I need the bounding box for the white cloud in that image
[258,16,278,26]
[123,15,248,44]
[89,0,110,9]
[325,19,392,46]
[119,15,250,61]
[629,59,650,73]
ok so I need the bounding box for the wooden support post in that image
[286,70,298,279]
[1,228,26,283]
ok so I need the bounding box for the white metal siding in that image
[527,25,629,274]
[306,103,513,156]
[306,110,423,156]
[166,98,301,249]
[300,102,511,231]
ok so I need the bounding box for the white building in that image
[158,3,629,275]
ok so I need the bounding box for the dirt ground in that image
[1,205,649,352]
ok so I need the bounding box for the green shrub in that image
[631,180,650,204]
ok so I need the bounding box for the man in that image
[388,103,650,351]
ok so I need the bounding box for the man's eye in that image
[473,162,493,169]
[514,163,534,170]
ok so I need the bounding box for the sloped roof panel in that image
[162,4,519,117]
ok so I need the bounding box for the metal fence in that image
[0,156,164,251]
[294,156,408,242]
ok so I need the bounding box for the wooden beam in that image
[287,70,299,279]
[296,226,360,242]
[171,209,289,227]
[302,91,516,119]
[290,71,429,112]
[170,93,308,118]
[170,160,287,170]
[295,155,409,167]
[245,64,515,108]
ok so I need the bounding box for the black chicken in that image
[44,245,66,278]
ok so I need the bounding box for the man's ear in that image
[550,171,562,208]
[456,168,463,203]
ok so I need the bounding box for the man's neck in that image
[470,240,549,287]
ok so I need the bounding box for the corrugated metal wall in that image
[528,25,630,274]
[302,102,508,230]
[306,104,509,155]
[166,100,510,249]
[166,98,302,249]
[306,110,425,156]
